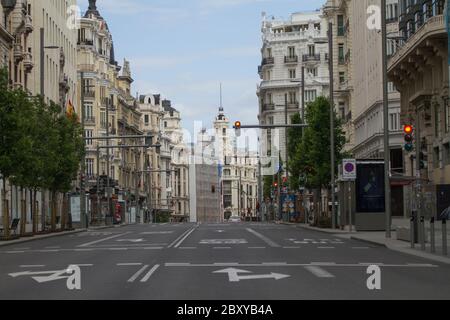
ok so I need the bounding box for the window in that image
[435,103,441,137]
[339,102,346,120]
[389,113,399,131]
[267,93,273,104]
[224,169,231,176]
[84,102,93,119]
[388,82,397,92]
[86,159,94,177]
[446,102,450,133]
[223,128,226,136]
[339,72,345,84]
[308,45,315,56]
[267,48,272,58]
[307,68,317,76]
[268,116,274,125]
[338,44,345,64]
[289,69,296,79]
[444,143,450,166]
[288,46,296,57]
[337,15,345,36]
[433,147,440,169]
[164,121,168,128]
[305,90,317,102]
[289,91,297,104]
[144,114,149,124]
[85,130,93,145]
[100,111,107,129]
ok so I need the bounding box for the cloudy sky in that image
[78,0,325,134]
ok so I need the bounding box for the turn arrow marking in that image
[213,268,290,282]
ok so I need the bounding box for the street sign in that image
[342,159,357,180]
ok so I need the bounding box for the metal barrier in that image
[410,215,415,249]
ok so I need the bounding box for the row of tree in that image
[0,68,84,239]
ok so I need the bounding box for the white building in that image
[257,10,330,166]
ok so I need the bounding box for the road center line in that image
[173,227,197,248]
[78,232,131,247]
[167,229,192,248]
[140,264,160,282]
[246,228,280,248]
[128,265,149,282]
[304,266,335,278]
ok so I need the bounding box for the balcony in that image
[23,52,34,73]
[13,43,23,62]
[78,64,95,72]
[84,117,96,126]
[287,103,299,109]
[78,39,93,46]
[302,54,320,62]
[261,57,274,66]
[262,103,275,112]
[84,90,95,99]
[284,56,298,64]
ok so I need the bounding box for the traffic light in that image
[234,121,241,137]
[403,125,414,152]
[273,181,278,188]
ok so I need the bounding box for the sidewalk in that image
[279,221,450,265]
[0,223,134,247]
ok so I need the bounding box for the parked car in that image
[229,216,241,223]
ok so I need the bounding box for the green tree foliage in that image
[288,96,347,191]
[0,67,84,236]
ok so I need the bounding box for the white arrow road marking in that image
[9,265,91,284]
[213,268,290,282]
[117,239,144,243]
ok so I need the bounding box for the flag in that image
[66,99,76,120]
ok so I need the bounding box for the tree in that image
[289,96,347,216]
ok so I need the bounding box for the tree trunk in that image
[32,189,37,234]
[61,193,67,231]
[51,190,56,232]
[2,179,10,239]
[20,187,26,236]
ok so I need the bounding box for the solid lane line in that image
[173,227,197,248]
[140,264,160,282]
[304,266,335,278]
[246,228,280,248]
[128,265,149,282]
[167,228,192,248]
[78,232,131,247]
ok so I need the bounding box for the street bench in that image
[0,218,20,236]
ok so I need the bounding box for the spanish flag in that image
[66,99,76,120]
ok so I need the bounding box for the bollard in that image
[443,219,447,256]
[430,217,435,253]
[410,215,415,249]
[420,216,425,251]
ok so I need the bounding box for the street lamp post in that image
[328,22,336,229]
[381,0,392,238]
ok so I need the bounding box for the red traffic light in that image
[273,182,278,187]
[234,121,241,129]
[403,125,413,134]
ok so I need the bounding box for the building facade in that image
[257,11,330,164]
[388,0,450,218]
[213,108,259,219]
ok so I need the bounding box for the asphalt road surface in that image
[0,222,449,300]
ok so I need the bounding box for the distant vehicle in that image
[229,216,241,223]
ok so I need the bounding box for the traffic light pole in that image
[80,72,87,229]
[415,107,422,221]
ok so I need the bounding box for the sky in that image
[78,0,326,135]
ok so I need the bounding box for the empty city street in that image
[0,222,449,300]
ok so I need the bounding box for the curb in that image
[294,224,351,235]
[0,229,86,248]
[350,236,387,248]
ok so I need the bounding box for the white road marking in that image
[200,239,247,245]
[109,248,128,251]
[141,247,163,250]
[165,262,438,268]
[304,266,335,278]
[13,247,30,250]
[90,243,168,247]
[74,249,94,252]
[140,264,160,282]
[213,262,240,266]
[246,228,280,247]
[78,232,131,247]
[213,247,231,249]
[117,239,145,243]
[6,251,25,254]
[20,265,45,268]
[213,268,290,282]
[406,263,436,267]
[283,246,301,249]
[359,262,384,266]
[128,265,149,282]
[38,250,60,252]
[262,262,287,265]
[140,231,174,235]
[311,262,337,266]
[117,263,143,266]
[167,228,195,248]
[173,227,197,248]
[352,247,370,249]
